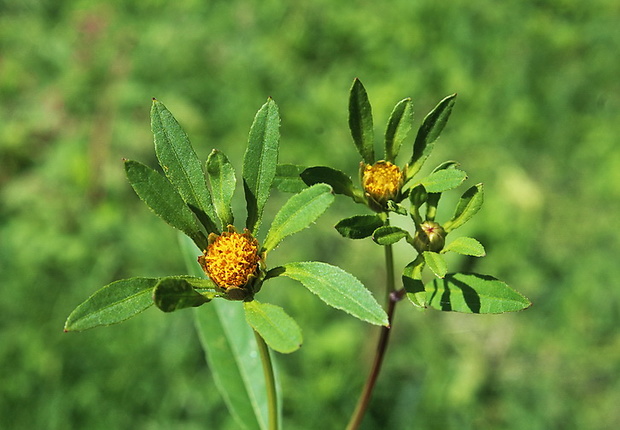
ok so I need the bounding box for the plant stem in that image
[254,330,279,430]
[346,244,403,430]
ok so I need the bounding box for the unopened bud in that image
[413,221,446,253]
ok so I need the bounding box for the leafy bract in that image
[425,273,532,313]
[151,99,218,234]
[274,262,388,326]
[243,98,280,234]
[263,184,334,253]
[64,277,156,331]
[349,78,375,164]
[206,149,236,228]
[385,97,413,162]
[244,301,303,354]
[443,183,484,232]
[124,160,208,250]
[335,214,384,239]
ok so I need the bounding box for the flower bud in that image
[413,221,446,253]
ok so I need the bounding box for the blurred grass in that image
[1,0,619,429]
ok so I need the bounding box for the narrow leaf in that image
[151,99,218,233]
[443,236,486,257]
[335,214,385,239]
[125,160,208,250]
[243,98,280,234]
[349,78,375,164]
[64,277,156,331]
[425,273,532,313]
[420,168,467,193]
[407,94,457,180]
[372,226,409,245]
[385,97,413,162]
[423,251,448,278]
[244,301,303,354]
[206,149,236,228]
[402,258,426,308]
[263,184,335,253]
[153,277,218,312]
[443,183,484,232]
[301,166,360,199]
[273,164,308,193]
[278,262,388,326]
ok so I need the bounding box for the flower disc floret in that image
[362,161,403,204]
[199,227,260,290]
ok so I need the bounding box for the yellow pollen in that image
[201,230,260,289]
[362,161,403,203]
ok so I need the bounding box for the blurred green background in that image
[2,0,619,428]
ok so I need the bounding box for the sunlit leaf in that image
[124,160,208,250]
[244,301,303,354]
[402,258,426,309]
[443,236,486,257]
[372,225,409,245]
[443,183,484,232]
[151,99,218,233]
[243,98,280,234]
[153,277,218,312]
[276,262,388,326]
[263,184,334,253]
[419,168,467,193]
[423,251,448,278]
[335,214,384,239]
[206,149,236,228]
[273,164,308,193]
[349,78,375,164]
[385,97,413,162]
[425,273,532,313]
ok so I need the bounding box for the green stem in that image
[346,244,402,430]
[254,330,278,430]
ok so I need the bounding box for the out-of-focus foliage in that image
[1,0,619,429]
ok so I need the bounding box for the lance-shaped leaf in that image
[385,97,413,162]
[372,225,409,245]
[125,160,208,250]
[443,183,484,232]
[301,166,362,200]
[425,273,532,313]
[244,301,303,354]
[207,149,236,228]
[407,94,457,180]
[243,98,280,234]
[153,277,219,312]
[335,214,385,239]
[423,251,448,278]
[419,168,467,193]
[274,262,388,326]
[402,257,426,308]
[64,277,157,331]
[263,184,334,253]
[443,236,486,257]
[349,78,375,164]
[151,99,218,234]
[273,164,308,193]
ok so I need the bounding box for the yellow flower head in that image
[362,161,403,204]
[198,226,261,290]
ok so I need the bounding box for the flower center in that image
[201,229,260,289]
[362,161,403,203]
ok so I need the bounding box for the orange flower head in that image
[198,227,261,290]
[362,161,403,204]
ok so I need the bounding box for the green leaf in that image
[419,168,467,193]
[244,301,303,354]
[243,98,280,234]
[273,164,308,193]
[443,183,484,232]
[124,160,208,250]
[443,236,486,257]
[301,166,361,200]
[385,97,413,162]
[335,214,385,239]
[349,78,375,164]
[372,226,409,245]
[423,251,448,278]
[64,277,156,331]
[402,257,426,308]
[151,99,218,234]
[276,262,388,326]
[153,277,218,312]
[425,273,532,313]
[206,149,236,228]
[407,94,457,180]
[263,184,335,253]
